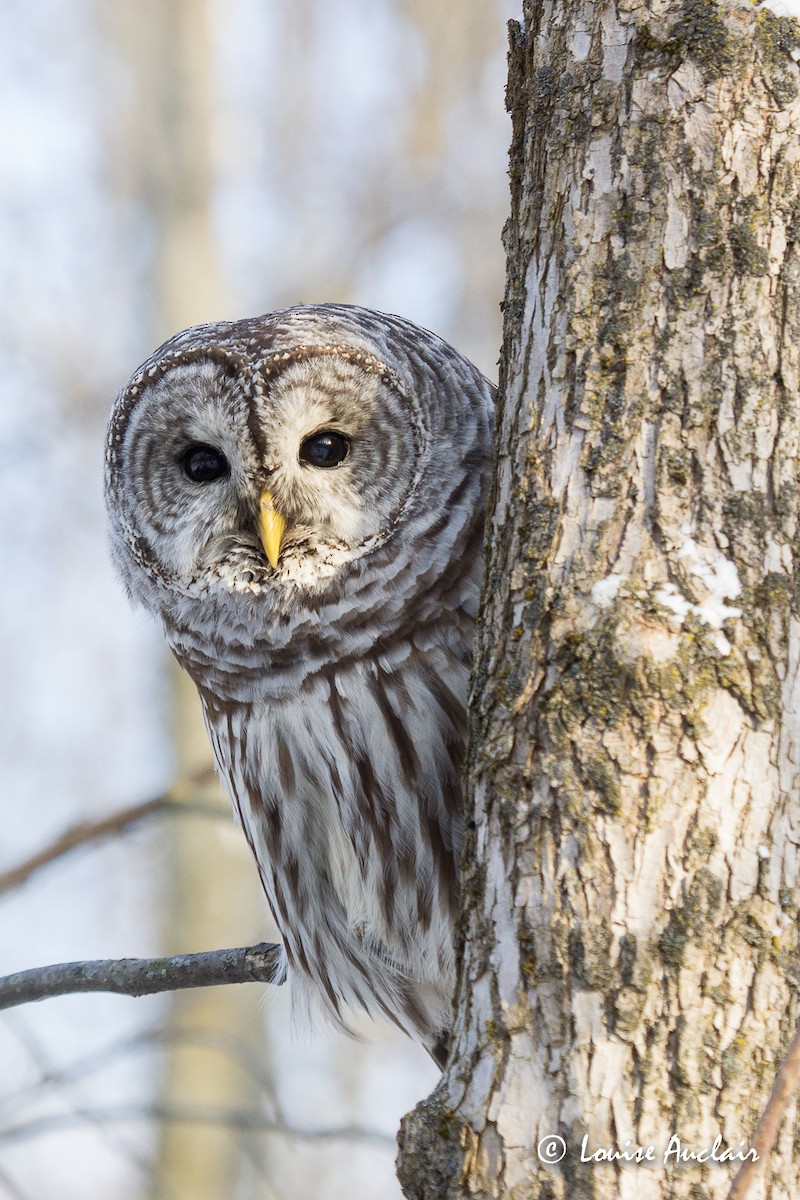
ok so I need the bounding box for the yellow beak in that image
[258,490,287,569]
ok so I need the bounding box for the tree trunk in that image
[398,2,800,1198]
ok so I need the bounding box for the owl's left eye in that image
[299,430,350,468]
[180,443,230,483]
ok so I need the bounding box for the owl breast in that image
[200,637,468,1041]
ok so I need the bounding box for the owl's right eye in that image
[180,443,230,483]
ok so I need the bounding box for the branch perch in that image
[0,943,284,1012]
[0,772,223,896]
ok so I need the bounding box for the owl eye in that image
[181,443,230,483]
[299,430,350,468]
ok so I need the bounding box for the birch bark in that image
[398,2,800,1198]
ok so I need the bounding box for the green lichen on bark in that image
[546,625,645,728]
[570,920,615,989]
[398,1095,475,1200]
[673,0,733,77]
[657,869,725,972]
[755,8,800,104]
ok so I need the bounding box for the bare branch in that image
[0,1101,395,1149]
[0,1022,283,1122]
[0,944,284,1013]
[0,772,225,896]
[726,1020,800,1200]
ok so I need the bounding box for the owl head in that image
[105,305,494,687]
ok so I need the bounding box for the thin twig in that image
[0,778,224,896]
[726,1020,800,1200]
[0,1101,394,1149]
[0,1162,36,1200]
[4,1013,154,1180]
[0,1023,282,1121]
[0,943,284,1012]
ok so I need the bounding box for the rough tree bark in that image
[398,2,800,1198]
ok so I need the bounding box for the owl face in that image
[107,337,427,611]
[107,305,494,694]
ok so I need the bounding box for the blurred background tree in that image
[0,2,516,1197]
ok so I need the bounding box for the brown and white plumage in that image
[105,304,495,1060]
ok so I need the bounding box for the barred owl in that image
[105,305,495,1064]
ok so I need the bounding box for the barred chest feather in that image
[201,639,467,1043]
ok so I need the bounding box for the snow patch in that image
[591,573,623,607]
[755,0,800,19]
[656,527,742,655]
